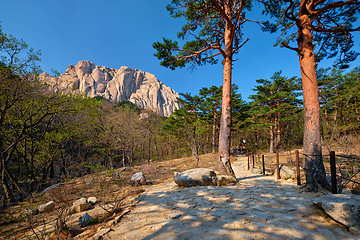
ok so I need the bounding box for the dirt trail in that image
[82,156,358,240]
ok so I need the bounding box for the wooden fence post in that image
[276,152,280,179]
[262,155,265,175]
[330,151,338,194]
[247,155,250,170]
[296,150,301,185]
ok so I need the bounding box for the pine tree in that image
[249,71,302,153]
[165,93,206,166]
[262,0,360,192]
[153,0,261,177]
[199,86,222,153]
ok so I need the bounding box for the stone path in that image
[103,157,359,240]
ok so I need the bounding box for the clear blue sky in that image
[1,0,359,101]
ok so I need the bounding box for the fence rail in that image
[245,150,360,194]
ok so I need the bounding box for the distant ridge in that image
[40,60,181,117]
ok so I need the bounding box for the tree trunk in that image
[192,126,199,167]
[255,131,258,154]
[212,110,217,154]
[330,84,338,141]
[276,102,281,151]
[298,13,329,192]
[217,17,235,177]
[355,98,359,122]
[1,159,14,205]
[270,124,274,153]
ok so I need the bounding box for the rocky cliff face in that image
[40,60,180,117]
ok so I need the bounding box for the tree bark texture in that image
[217,17,235,177]
[270,124,274,153]
[298,13,329,191]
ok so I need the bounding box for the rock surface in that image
[72,198,91,213]
[312,194,360,227]
[251,168,263,174]
[79,213,93,227]
[274,164,296,180]
[91,227,112,240]
[174,168,216,187]
[37,201,55,212]
[130,172,147,186]
[40,60,181,117]
[87,197,97,205]
[212,175,237,186]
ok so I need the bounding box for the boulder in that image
[130,172,146,186]
[274,164,295,180]
[37,201,55,212]
[174,168,216,187]
[71,198,91,213]
[312,194,360,227]
[212,175,237,186]
[251,168,263,175]
[79,213,93,227]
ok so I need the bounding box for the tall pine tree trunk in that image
[270,123,274,153]
[276,102,281,151]
[298,13,329,191]
[218,16,235,177]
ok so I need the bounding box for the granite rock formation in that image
[40,60,180,117]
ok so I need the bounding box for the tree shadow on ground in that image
[106,171,352,240]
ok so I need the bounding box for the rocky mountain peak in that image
[40,60,180,117]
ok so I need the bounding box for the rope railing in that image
[245,150,360,194]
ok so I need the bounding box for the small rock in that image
[167,212,182,219]
[87,197,97,205]
[349,226,359,234]
[91,228,112,240]
[79,213,93,227]
[130,172,146,186]
[72,198,91,213]
[251,168,263,174]
[37,201,55,212]
[212,175,237,186]
[181,215,197,221]
[24,208,38,215]
[42,183,63,193]
[274,164,295,180]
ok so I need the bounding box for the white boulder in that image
[174,168,216,187]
